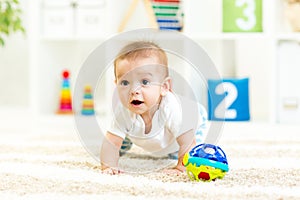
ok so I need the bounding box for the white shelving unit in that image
[27,0,300,123]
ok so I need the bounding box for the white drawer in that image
[42,9,74,37]
[75,8,105,37]
[43,0,73,8]
[77,0,105,7]
[278,41,300,123]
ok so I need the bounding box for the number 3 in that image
[235,0,256,30]
[214,82,238,119]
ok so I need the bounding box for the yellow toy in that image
[183,143,229,182]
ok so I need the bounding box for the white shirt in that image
[108,92,205,156]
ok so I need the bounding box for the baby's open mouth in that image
[131,100,144,106]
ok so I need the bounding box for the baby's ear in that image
[161,77,172,96]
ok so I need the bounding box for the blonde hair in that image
[114,41,168,78]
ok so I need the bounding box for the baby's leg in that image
[168,151,178,160]
[119,137,132,156]
[196,104,208,144]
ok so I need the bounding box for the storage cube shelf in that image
[27,0,300,123]
[42,0,106,39]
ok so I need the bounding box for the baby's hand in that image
[162,168,182,175]
[101,167,123,175]
[162,165,185,175]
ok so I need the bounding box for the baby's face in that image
[115,57,168,115]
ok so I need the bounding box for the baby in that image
[100,41,207,174]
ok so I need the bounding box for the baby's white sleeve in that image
[165,94,207,137]
[107,120,126,139]
[161,93,183,137]
[106,105,128,139]
[165,106,182,138]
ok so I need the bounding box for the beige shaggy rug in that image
[0,113,300,200]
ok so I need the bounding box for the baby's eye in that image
[141,79,150,86]
[120,80,129,86]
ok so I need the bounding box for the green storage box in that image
[223,0,263,32]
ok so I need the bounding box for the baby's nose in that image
[130,83,142,94]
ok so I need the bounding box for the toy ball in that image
[183,143,229,182]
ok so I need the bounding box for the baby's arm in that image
[175,129,196,172]
[100,131,123,174]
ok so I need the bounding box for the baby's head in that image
[114,41,171,115]
[114,41,168,78]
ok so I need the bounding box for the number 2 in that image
[214,82,238,119]
[235,0,256,30]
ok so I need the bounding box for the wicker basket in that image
[285,3,300,31]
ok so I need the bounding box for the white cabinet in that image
[27,0,300,123]
[273,0,300,123]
